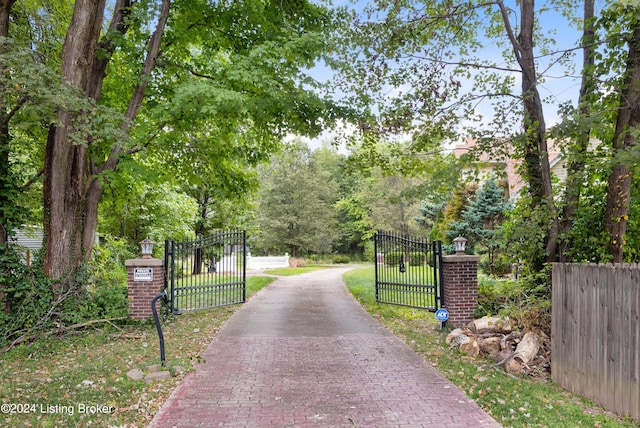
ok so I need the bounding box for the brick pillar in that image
[125,257,164,320]
[441,255,479,327]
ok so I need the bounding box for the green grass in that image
[344,266,638,428]
[0,275,276,428]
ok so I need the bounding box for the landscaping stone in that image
[126,368,145,381]
[144,371,171,383]
[146,364,162,373]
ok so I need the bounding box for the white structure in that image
[11,227,43,251]
[247,253,290,270]
[9,227,44,266]
[218,254,239,274]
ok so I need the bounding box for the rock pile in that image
[446,316,550,375]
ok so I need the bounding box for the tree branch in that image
[125,122,167,155]
[0,96,28,128]
[21,168,44,190]
[98,0,171,175]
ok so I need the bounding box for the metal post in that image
[435,241,444,309]
[242,230,247,303]
[374,232,379,302]
[151,291,168,366]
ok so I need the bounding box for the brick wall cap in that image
[442,255,480,263]
[125,258,163,267]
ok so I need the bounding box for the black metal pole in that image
[152,291,168,366]
[374,232,379,303]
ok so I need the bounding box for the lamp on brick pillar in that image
[453,236,467,255]
[139,238,155,259]
[126,239,163,320]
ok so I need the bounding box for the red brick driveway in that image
[149,267,500,427]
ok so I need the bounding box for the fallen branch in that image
[110,332,146,340]
[500,331,521,350]
[56,317,125,333]
[4,317,127,352]
[493,352,515,368]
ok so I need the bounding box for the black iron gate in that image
[164,230,246,314]
[374,230,443,311]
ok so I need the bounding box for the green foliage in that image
[414,200,446,236]
[83,237,136,319]
[448,180,510,275]
[562,181,613,263]
[252,141,341,257]
[362,240,375,262]
[0,237,136,347]
[332,255,351,264]
[0,245,51,346]
[478,253,511,277]
[384,251,404,266]
[501,194,553,277]
[88,237,135,289]
[475,275,517,318]
[408,251,427,266]
[100,178,199,243]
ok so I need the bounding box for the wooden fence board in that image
[552,263,640,422]
[629,266,638,417]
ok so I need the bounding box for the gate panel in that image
[374,230,443,311]
[165,230,246,314]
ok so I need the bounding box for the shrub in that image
[0,245,51,347]
[332,255,350,264]
[363,240,375,263]
[475,275,510,317]
[289,257,307,268]
[0,237,135,348]
[83,237,133,319]
[384,251,403,266]
[478,254,512,277]
[408,251,427,266]
[475,274,552,336]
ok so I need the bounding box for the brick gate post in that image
[125,256,164,320]
[441,254,479,327]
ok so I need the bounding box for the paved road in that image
[149,267,501,427]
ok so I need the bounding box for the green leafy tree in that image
[252,140,340,257]
[1,0,350,297]
[100,179,199,243]
[414,200,446,236]
[599,5,640,262]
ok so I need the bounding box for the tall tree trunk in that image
[604,23,640,263]
[558,0,596,262]
[43,0,170,292]
[192,189,211,275]
[43,0,106,289]
[0,0,18,315]
[498,0,558,268]
[0,0,17,245]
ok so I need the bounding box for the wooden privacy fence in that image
[552,263,640,421]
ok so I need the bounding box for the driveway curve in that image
[149,267,500,427]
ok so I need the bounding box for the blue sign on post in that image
[435,308,449,323]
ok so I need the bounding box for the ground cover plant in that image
[343,266,638,428]
[0,276,275,427]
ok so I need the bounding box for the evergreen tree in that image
[450,180,510,275]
